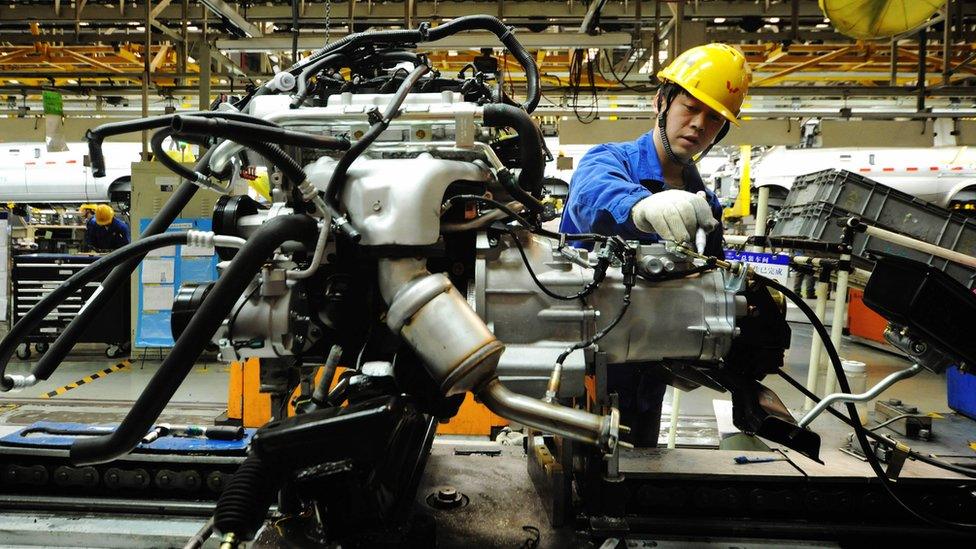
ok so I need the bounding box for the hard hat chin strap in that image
[657,112,694,167]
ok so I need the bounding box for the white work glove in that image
[631,189,719,244]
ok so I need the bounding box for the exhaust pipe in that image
[379,259,618,453]
[477,377,618,453]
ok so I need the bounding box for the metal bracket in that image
[724,261,749,293]
[454,104,477,148]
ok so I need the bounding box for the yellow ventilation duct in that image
[819,0,946,40]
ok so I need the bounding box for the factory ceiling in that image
[0,1,975,114]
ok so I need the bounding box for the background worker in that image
[85,204,130,252]
[559,44,751,446]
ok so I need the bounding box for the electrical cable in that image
[545,254,636,401]
[504,228,602,301]
[600,49,653,94]
[555,285,632,366]
[569,48,599,123]
[444,194,606,242]
[756,274,976,531]
[323,63,430,240]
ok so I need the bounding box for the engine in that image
[0,16,815,548]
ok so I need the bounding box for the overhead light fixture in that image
[769,17,781,24]
[9,79,19,84]
[714,17,727,24]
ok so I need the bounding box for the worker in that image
[559,44,750,447]
[85,204,130,251]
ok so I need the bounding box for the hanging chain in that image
[324,0,333,45]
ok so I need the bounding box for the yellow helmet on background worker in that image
[657,43,751,125]
[80,203,98,215]
[95,204,114,226]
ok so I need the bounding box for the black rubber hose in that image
[69,215,316,465]
[30,147,222,383]
[291,17,539,110]
[213,453,278,542]
[0,232,190,390]
[86,111,283,177]
[86,116,176,176]
[236,141,306,186]
[425,15,540,113]
[290,52,349,108]
[295,30,424,75]
[171,116,351,151]
[483,104,546,210]
[151,128,203,183]
[324,64,430,212]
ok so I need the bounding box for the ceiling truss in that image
[0,1,975,111]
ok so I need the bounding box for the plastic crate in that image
[947,366,976,421]
[782,169,976,251]
[770,202,976,288]
[771,169,976,288]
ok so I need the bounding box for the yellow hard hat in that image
[657,44,751,126]
[80,203,97,215]
[95,204,114,226]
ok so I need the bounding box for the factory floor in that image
[0,309,968,548]
[0,320,946,430]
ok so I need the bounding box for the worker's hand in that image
[631,190,719,244]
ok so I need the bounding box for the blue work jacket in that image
[559,130,724,257]
[86,217,131,251]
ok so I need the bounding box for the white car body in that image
[751,146,976,208]
[0,141,140,203]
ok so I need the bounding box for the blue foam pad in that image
[0,421,253,455]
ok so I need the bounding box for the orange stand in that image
[228,359,507,435]
[848,288,888,344]
[436,393,509,436]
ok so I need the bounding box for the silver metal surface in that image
[214,278,310,362]
[476,235,740,397]
[305,153,492,246]
[476,377,617,453]
[798,364,924,428]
